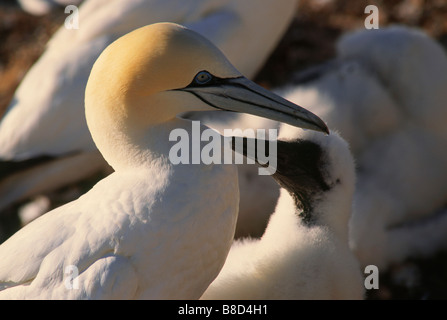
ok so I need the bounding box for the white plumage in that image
[201,129,364,300]
[0,23,327,299]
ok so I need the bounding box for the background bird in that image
[0,22,327,299]
[0,0,297,231]
[279,26,447,270]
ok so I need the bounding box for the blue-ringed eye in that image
[194,71,212,85]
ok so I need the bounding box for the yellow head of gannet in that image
[85,22,328,170]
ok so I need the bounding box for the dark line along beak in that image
[176,76,329,135]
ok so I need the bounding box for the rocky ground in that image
[1,0,447,299]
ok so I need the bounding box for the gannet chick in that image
[0,0,297,214]
[201,129,364,300]
[0,23,327,299]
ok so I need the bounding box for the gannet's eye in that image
[194,71,213,85]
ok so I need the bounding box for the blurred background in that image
[1,0,447,300]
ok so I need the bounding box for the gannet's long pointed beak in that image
[176,74,329,134]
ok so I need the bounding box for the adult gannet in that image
[201,128,364,300]
[275,26,447,269]
[0,0,297,216]
[0,23,327,299]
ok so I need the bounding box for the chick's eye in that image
[194,71,212,85]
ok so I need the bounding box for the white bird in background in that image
[17,0,83,16]
[201,128,364,300]
[0,23,328,299]
[0,0,297,221]
[278,26,447,269]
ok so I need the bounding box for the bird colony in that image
[0,0,446,300]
